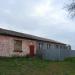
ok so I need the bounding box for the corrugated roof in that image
[0,28,66,45]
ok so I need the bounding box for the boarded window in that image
[14,40,22,52]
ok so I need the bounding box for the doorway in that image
[29,45,35,57]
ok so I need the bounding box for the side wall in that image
[36,42,60,60]
[0,35,13,57]
[36,41,71,60]
[70,50,75,57]
[0,35,37,57]
[42,44,60,60]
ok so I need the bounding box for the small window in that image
[56,45,59,48]
[39,43,41,49]
[64,46,66,49]
[60,45,63,49]
[47,43,51,49]
[38,43,41,50]
[60,45,65,49]
[38,42,43,50]
[47,43,49,49]
[49,44,51,48]
[14,40,22,52]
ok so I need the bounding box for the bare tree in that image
[67,0,75,17]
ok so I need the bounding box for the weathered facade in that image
[0,28,71,60]
[0,35,37,57]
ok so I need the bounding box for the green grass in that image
[0,57,75,75]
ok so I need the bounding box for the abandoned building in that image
[0,28,71,60]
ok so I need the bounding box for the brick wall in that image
[0,35,37,57]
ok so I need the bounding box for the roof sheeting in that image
[0,28,66,45]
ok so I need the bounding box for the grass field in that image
[0,57,75,75]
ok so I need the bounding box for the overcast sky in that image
[0,0,75,49]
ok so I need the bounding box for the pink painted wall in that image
[0,35,37,57]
